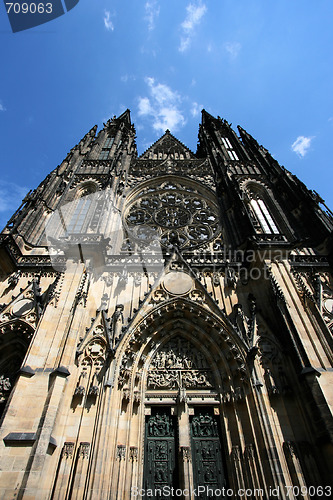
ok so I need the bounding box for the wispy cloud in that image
[191,102,203,117]
[224,41,242,59]
[138,77,186,133]
[291,136,314,157]
[104,10,114,31]
[179,2,207,52]
[0,101,6,112]
[121,74,136,83]
[145,0,160,31]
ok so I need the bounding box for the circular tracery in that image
[124,182,220,249]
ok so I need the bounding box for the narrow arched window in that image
[249,195,279,234]
[221,137,239,160]
[66,197,92,234]
[99,136,114,159]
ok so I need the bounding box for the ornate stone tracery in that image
[124,181,220,250]
[147,337,214,390]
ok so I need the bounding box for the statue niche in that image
[147,337,214,391]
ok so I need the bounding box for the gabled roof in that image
[139,130,195,159]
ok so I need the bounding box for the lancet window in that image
[66,197,92,234]
[245,188,280,235]
[249,197,279,234]
[221,137,239,161]
[99,135,114,159]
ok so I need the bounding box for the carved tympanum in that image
[147,337,214,390]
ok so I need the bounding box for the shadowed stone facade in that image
[0,110,332,499]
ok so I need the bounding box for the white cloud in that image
[179,2,207,52]
[138,97,153,116]
[191,102,203,117]
[291,136,313,157]
[104,10,114,31]
[0,102,6,112]
[137,77,186,133]
[224,42,242,59]
[145,0,160,31]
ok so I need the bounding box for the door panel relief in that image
[191,408,227,499]
[144,408,179,499]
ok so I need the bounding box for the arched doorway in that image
[0,320,34,418]
[142,333,228,498]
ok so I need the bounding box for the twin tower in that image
[0,110,332,499]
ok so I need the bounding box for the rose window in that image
[124,184,220,249]
[155,206,191,228]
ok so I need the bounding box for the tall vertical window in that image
[250,198,279,234]
[66,197,92,234]
[99,136,114,160]
[221,137,239,160]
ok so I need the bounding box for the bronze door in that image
[191,408,227,499]
[144,408,178,499]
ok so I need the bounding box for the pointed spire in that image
[237,126,259,148]
[117,109,131,125]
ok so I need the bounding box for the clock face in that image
[124,182,221,249]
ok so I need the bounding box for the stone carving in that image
[244,444,254,459]
[8,270,21,288]
[0,376,11,404]
[231,445,241,461]
[147,337,214,390]
[224,263,237,289]
[180,446,192,462]
[79,442,90,459]
[63,442,74,459]
[125,185,220,250]
[129,446,138,462]
[117,445,126,460]
[127,159,215,190]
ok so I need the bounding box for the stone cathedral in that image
[0,109,332,500]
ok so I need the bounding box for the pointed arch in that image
[0,319,34,416]
[116,298,250,404]
[240,178,293,238]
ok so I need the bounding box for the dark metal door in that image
[191,408,227,499]
[144,408,178,499]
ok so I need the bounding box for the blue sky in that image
[1,1,333,229]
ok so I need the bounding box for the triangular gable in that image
[139,130,195,160]
[123,249,246,350]
[76,305,124,359]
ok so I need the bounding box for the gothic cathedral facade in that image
[0,110,332,499]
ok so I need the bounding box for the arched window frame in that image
[244,183,281,236]
[62,183,97,236]
[99,135,115,160]
[249,195,279,234]
[221,136,239,161]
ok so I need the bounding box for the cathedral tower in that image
[0,110,332,499]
